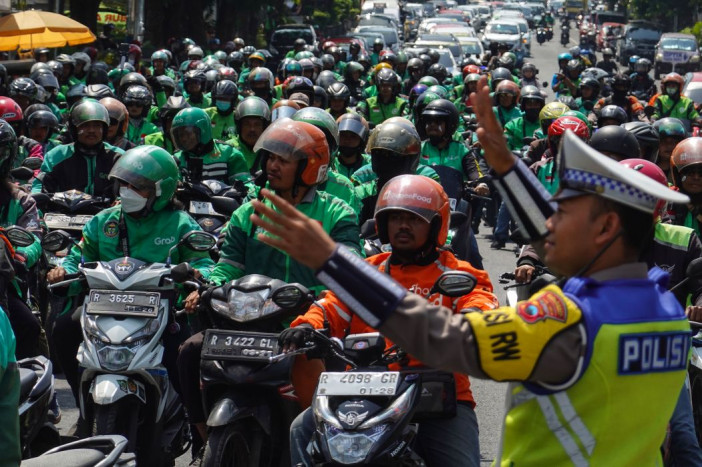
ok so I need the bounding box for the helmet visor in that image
[253,118,328,161]
[171,126,200,151]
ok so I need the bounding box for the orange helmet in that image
[254,118,330,187]
[671,137,702,188]
[662,72,685,91]
[271,99,300,121]
[99,97,129,137]
[494,80,521,102]
[375,174,450,246]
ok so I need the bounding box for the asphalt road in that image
[50,22,576,467]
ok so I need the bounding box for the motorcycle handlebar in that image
[48,274,84,290]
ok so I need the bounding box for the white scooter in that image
[42,229,217,465]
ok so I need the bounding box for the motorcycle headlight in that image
[224,288,278,322]
[97,345,137,371]
[122,317,161,346]
[325,423,388,464]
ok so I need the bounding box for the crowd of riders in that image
[0,20,701,465]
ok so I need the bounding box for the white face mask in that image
[119,186,148,213]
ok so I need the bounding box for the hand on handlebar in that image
[474,183,490,196]
[687,305,702,323]
[278,324,314,353]
[184,290,200,314]
[47,267,66,284]
[514,265,536,284]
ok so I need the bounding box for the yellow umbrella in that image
[0,10,96,52]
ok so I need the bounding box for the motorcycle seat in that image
[19,367,38,402]
[21,448,106,466]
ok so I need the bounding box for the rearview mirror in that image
[182,231,217,252]
[4,226,34,248]
[41,230,74,253]
[10,166,33,181]
[271,283,311,309]
[170,262,194,283]
[430,271,477,297]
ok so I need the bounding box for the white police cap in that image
[553,130,689,213]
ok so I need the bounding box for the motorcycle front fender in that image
[91,374,146,405]
[206,397,271,434]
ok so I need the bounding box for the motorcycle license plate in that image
[86,290,160,318]
[189,201,217,216]
[44,213,93,229]
[316,372,400,396]
[201,330,278,362]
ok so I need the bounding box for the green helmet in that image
[108,145,179,212]
[151,50,169,64]
[234,96,271,136]
[294,51,314,61]
[214,50,227,62]
[291,107,339,153]
[170,107,213,151]
[396,51,408,65]
[418,76,439,87]
[69,99,109,142]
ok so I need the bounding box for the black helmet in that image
[85,84,115,100]
[327,82,351,106]
[46,60,63,77]
[375,68,399,88]
[24,103,51,119]
[566,59,582,73]
[316,70,338,91]
[212,79,239,100]
[9,77,37,100]
[427,63,448,83]
[227,51,244,68]
[372,37,384,49]
[337,112,369,143]
[602,48,614,56]
[579,77,601,94]
[407,57,423,73]
[621,121,660,162]
[427,49,440,63]
[0,120,17,178]
[520,85,545,111]
[413,91,442,136]
[557,95,577,110]
[598,105,628,126]
[420,98,459,140]
[34,73,60,93]
[321,54,335,70]
[26,110,58,139]
[159,96,190,127]
[66,84,87,107]
[589,125,641,161]
[521,62,538,75]
[156,75,177,96]
[294,38,307,48]
[122,85,152,118]
[313,86,328,109]
[216,67,238,83]
[285,76,315,101]
[86,67,110,85]
[118,72,148,97]
[490,67,512,90]
[612,73,632,91]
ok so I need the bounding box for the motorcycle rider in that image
[183,70,211,109]
[179,118,361,444]
[553,59,581,97]
[493,80,523,128]
[26,109,60,155]
[144,96,190,155]
[652,73,702,125]
[248,77,692,466]
[670,138,702,236]
[0,303,19,464]
[246,67,277,107]
[226,96,271,172]
[524,101,570,164]
[122,85,159,145]
[334,113,371,179]
[593,74,648,123]
[326,82,352,121]
[284,175,498,467]
[99,97,135,152]
[205,79,239,140]
[357,68,408,126]
[629,58,655,101]
[519,62,539,88]
[595,48,618,75]
[504,85,545,151]
[148,50,176,79]
[0,98,43,165]
[33,100,124,199]
[654,118,688,182]
[575,77,600,114]
[171,107,249,184]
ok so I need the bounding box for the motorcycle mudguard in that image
[206,397,271,434]
[91,374,146,405]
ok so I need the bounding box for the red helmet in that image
[662,72,685,92]
[620,158,669,218]
[548,116,590,154]
[494,80,521,104]
[462,64,480,77]
[671,137,702,188]
[375,174,450,246]
[0,97,23,122]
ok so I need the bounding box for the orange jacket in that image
[291,249,498,406]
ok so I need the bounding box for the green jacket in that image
[357,96,408,126]
[143,131,176,155]
[351,163,440,186]
[493,106,523,128]
[126,119,160,145]
[210,189,361,294]
[503,117,544,151]
[226,135,258,172]
[653,95,700,122]
[186,93,212,109]
[204,107,238,141]
[332,153,371,180]
[174,141,250,184]
[0,188,41,268]
[319,171,360,215]
[419,140,472,177]
[62,206,215,297]
[0,308,19,465]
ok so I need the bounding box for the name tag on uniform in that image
[618,331,690,375]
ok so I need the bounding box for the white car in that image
[430,25,477,39]
[456,36,485,60]
[418,17,459,35]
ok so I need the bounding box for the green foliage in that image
[312,0,360,27]
[627,0,698,29]
[681,22,702,43]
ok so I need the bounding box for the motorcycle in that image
[272,271,477,465]
[560,25,570,46]
[22,435,136,466]
[536,28,546,45]
[175,267,314,467]
[41,229,218,465]
[545,26,553,41]
[18,355,61,458]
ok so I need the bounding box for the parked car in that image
[618,21,662,65]
[683,72,702,106]
[654,33,701,79]
[269,24,317,64]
